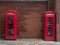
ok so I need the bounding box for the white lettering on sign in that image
[46,14,54,16]
[7,13,14,15]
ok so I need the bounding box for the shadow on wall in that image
[0,14,5,38]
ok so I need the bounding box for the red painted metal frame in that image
[44,11,56,41]
[5,10,17,39]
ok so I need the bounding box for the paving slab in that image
[0,39,59,45]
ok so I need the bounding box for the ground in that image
[0,39,59,45]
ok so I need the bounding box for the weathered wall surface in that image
[56,0,60,41]
[0,0,47,1]
[0,2,47,38]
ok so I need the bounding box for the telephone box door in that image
[5,10,17,39]
[44,11,56,41]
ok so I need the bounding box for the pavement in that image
[0,39,60,45]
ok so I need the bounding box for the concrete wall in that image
[56,0,60,41]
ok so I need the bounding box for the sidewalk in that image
[0,39,59,45]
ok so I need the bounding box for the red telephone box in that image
[44,11,56,41]
[5,10,17,39]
